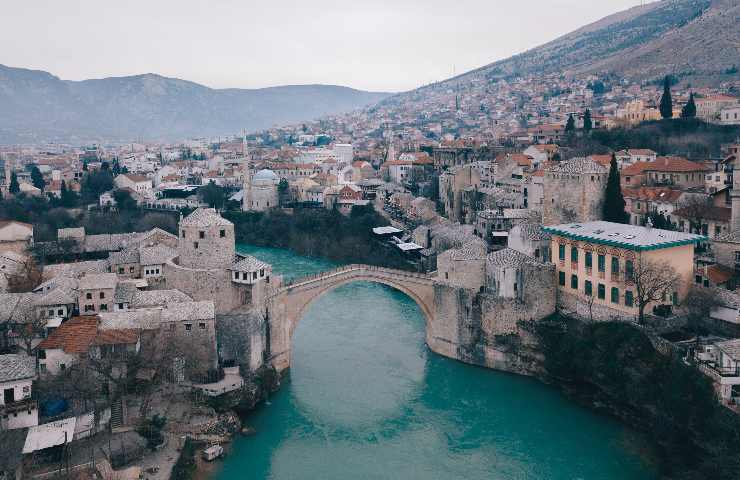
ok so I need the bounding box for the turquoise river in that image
[214,245,657,479]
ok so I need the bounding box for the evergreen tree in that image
[583,109,593,132]
[659,75,673,119]
[9,172,19,194]
[603,154,628,224]
[30,166,45,190]
[681,92,697,118]
[565,114,575,132]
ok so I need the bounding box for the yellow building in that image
[543,221,704,321]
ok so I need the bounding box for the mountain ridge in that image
[0,64,392,144]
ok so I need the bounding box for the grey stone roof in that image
[79,272,118,290]
[487,248,540,268]
[519,222,551,241]
[0,354,36,382]
[450,242,487,261]
[547,157,607,175]
[544,221,705,251]
[131,289,192,308]
[33,286,76,307]
[33,276,79,294]
[99,308,162,330]
[713,288,740,309]
[0,293,36,324]
[84,233,138,253]
[715,338,740,361]
[231,255,271,273]
[715,230,740,244]
[57,227,85,239]
[161,301,215,323]
[43,260,109,280]
[114,282,139,304]
[139,245,176,265]
[109,246,140,265]
[180,208,233,228]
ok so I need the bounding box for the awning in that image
[373,226,403,235]
[23,417,77,453]
[397,242,424,251]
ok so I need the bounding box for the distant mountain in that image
[0,64,391,143]
[441,0,738,86]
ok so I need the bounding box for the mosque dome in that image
[253,169,278,182]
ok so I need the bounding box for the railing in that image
[695,359,740,378]
[279,264,434,290]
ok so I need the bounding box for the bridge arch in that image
[266,265,437,372]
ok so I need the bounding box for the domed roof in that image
[253,169,278,181]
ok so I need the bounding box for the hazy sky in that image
[1,0,645,92]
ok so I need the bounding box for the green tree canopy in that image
[583,109,593,132]
[681,93,697,118]
[603,154,629,224]
[9,172,20,194]
[565,114,576,132]
[30,166,46,190]
[660,75,673,119]
[199,181,226,209]
[113,189,138,211]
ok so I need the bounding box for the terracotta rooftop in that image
[38,316,99,354]
[643,157,711,173]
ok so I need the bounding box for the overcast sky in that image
[1,0,646,92]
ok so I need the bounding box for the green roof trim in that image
[542,226,707,252]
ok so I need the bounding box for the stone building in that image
[545,221,703,321]
[178,208,235,270]
[242,169,280,211]
[542,157,608,226]
[439,164,481,224]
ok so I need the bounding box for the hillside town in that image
[1,70,740,478]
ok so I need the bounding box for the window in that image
[57,309,63,316]
[570,246,578,263]
[570,274,578,290]
[199,231,205,239]
[611,257,619,274]
[48,309,54,316]
[611,287,619,303]
[242,272,248,280]
[625,260,634,280]
[199,322,206,329]
[558,244,565,261]
[38,350,46,360]
[585,252,592,269]
[260,269,264,277]
[118,267,124,274]
[559,271,565,286]
[194,242,199,249]
[60,364,66,371]
[253,272,257,280]
[100,304,108,311]
[672,291,679,306]
[85,304,95,312]
[129,266,135,273]
[86,292,92,300]
[100,292,105,299]
[598,255,605,272]
[40,363,47,372]
[185,324,192,331]
[584,280,592,296]
[181,230,185,238]
[118,303,124,309]
[598,283,605,300]
[625,290,634,307]
[220,229,226,238]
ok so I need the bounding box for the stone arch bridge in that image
[266,264,438,372]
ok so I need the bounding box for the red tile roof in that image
[643,157,711,173]
[38,316,99,354]
[706,264,734,285]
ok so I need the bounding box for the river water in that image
[216,245,656,479]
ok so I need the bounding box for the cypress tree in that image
[31,166,45,190]
[565,114,575,132]
[603,154,628,224]
[659,75,673,119]
[9,172,19,194]
[681,92,697,118]
[583,109,593,132]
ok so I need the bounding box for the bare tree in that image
[6,257,42,293]
[677,195,713,234]
[683,285,724,333]
[632,256,682,324]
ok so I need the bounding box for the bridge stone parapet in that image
[266,265,437,372]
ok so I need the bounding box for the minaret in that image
[386,142,396,163]
[731,155,740,233]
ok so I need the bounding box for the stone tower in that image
[242,169,279,212]
[177,208,235,270]
[543,157,608,225]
